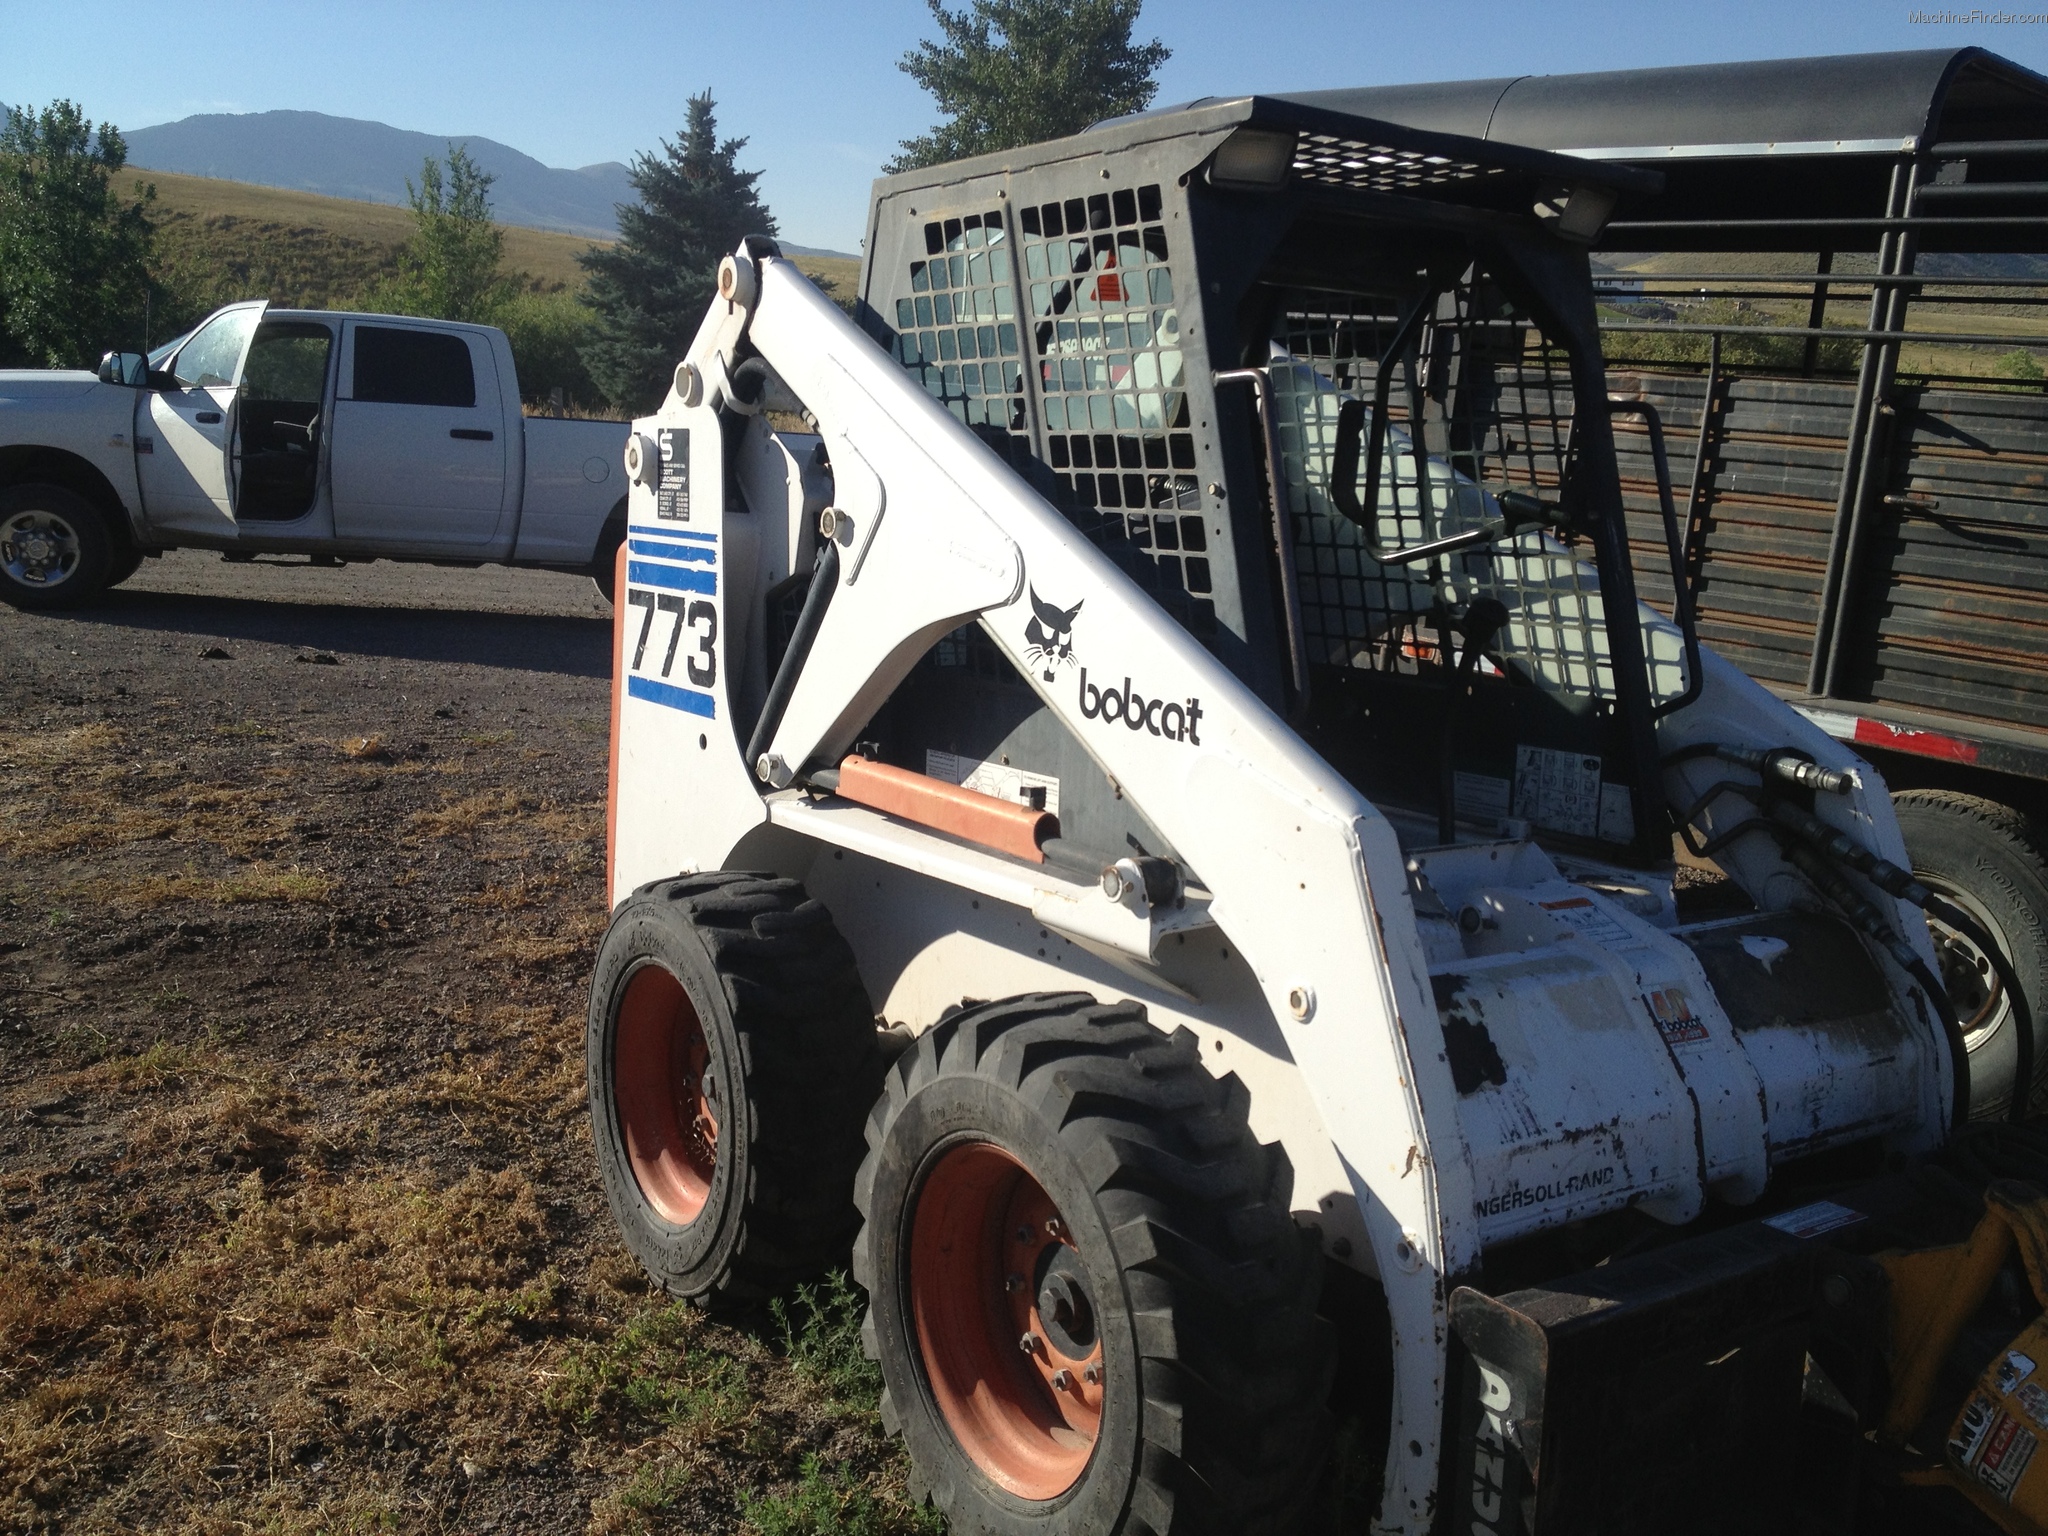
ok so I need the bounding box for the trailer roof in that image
[1273,49,2048,161]
[1204,50,2048,253]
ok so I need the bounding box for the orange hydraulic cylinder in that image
[833,755,1056,863]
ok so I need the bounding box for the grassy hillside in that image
[138,169,861,319]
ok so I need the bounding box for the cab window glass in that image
[353,326,476,408]
[245,323,333,402]
[172,308,261,388]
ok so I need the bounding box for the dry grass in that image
[138,170,859,310]
[0,1165,553,1526]
[407,788,542,839]
[0,654,931,1535]
[142,169,604,295]
[0,724,306,862]
[115,863,338,908]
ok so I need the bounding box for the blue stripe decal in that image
[629,538,715,562]
[628,524,716,543]
[628,674,717,718]
[627,561,716,594]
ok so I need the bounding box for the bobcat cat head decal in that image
[1023,587,1083,682]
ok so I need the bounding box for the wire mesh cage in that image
[1266,279,1691,709]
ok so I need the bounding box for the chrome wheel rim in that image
[1925,874,2012,1052]
[1,510,82,588]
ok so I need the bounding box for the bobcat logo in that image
[1024,587,1083,682]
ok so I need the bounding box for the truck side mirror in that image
[96,351,148,387]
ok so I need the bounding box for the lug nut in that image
[1083,1363,1101,1385]
[1019,1332,1040,1355]
[1052,1369,1074,1392]
[1005,1273,1025,1293]
[1045,1217,1064,1238]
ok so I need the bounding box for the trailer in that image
[1305,48,2048,1120]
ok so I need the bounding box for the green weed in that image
[772,1271,881,1410]
[548,1300,748,1434]
[742,1456,941,1536]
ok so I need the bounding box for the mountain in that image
[124,110,636,239]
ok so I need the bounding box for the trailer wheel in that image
[854,993,1331,1535]
[587,872,881,1305]
[1894,790,2048,1117]
[0,484,115,609]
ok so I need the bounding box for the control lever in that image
[1330,393,1567,565]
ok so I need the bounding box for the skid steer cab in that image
[587,94,2002,1535]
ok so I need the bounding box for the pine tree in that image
[579,93,776,414]
[0,101,158,367]
[888,0,1170,173]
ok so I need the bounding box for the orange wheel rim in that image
[910,1141,1103,1499]
[613,965,719,1225]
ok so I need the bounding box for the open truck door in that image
[135,301,267,539]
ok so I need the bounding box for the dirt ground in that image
[0,551,934,1535]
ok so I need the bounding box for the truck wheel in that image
[854,993,1332,1535]
[104,547,146,589]
[591,517,626,604]
[0,484,115,609]
[587,872,882,1306]
[1894,790,2048,1117]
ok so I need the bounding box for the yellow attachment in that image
[1879,1180,2048,1533]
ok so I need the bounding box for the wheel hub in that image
[1035,1245,1097,1357]
[2,511,80,587]
[1924,877,2011,1046]
[910,1140,1104,1499]
[612,964,719,1226]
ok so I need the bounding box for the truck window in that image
[246,323,332,402]
[352,327,476,408]
[172,308,261,389]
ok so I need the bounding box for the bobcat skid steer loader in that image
[589,96,1989,1536]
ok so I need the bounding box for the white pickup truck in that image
[0,301,630,608]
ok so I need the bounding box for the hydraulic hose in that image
[1783,840,1973,1131]
[1767,797,2034,1119]
[744,538,839,783]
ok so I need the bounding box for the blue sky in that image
[2,1,2044,250]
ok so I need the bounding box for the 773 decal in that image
[622,530,718,719]
[627,590,717,687]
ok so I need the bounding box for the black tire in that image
[104,547,146,589]
[591,514,627,605]
[854,992,1332,1536]
[1894,790,2048,1118]
[587,872,882,1306]
[0,483,115,609]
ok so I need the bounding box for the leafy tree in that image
[579,92,776,413]
[888,0,1169,172]
[371,144,516,322]
[0,101,158,367]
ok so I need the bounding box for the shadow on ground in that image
[39,589,612,678]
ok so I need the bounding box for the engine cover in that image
[1412,842,1944,1247]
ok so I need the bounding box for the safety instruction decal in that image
[1513,745,1602,839]
[656,427,690,522]
[1761,1200,1866,1240]
[2000,1351,2038,1396]
[925,751,1060,816]
[1539,895,1633,948]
